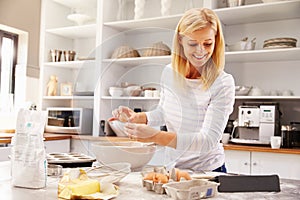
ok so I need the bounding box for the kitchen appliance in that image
[232,102,281,145]
[45,107,93,134]
[281,122,300,148]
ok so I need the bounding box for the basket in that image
[111,45,140,59]
[142,41,171,57]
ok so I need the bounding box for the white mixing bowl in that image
[91,141,156,171]
[108,120,127,137]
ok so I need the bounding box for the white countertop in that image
[1,161,300,200]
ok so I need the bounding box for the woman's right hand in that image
[111,106,147,124]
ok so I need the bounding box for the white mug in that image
[270,136,281,149]
[222,133,231,144]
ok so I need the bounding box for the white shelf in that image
[102,56,171,67]
[43,96,94,100]
[103,1,300,31]
[216,0,300,25]
[104,14,182,31]
[102,96,300,100]
[101,96,160,100]
[52,0,97,9]
[44,60,96,69]
[46,24,96,39]
[225,47,300,63]
[235,96,300,100]
[103,48,300,67]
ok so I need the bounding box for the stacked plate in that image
[263,37,297,49]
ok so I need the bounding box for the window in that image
[0,30,18,94]
[0,30,18,111]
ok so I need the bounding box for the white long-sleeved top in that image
[146,64,235,171]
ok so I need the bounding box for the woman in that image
[111,8,235,172]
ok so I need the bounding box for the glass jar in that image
[281,125,292,148]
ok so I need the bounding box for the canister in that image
[281,125,292,148]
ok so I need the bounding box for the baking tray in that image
[47,152,96,168]
[217,175,281,192]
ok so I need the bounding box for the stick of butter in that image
[58,170,100,199]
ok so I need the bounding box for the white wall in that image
[0,0,41,78]
[0,0,41,113]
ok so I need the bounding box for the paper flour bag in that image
[11,109,47,188]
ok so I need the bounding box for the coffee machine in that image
[232,102,281,144]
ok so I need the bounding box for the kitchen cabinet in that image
[39,0,100,134]
[0,146,11,161]
[44,139,70,153]
[225,149,300,180]
[224,150,251,175]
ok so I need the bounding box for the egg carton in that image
[141,166,169,194]
[141,166,191,195]
[143,179,166,194]
[163,179,219,200]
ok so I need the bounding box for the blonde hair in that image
[172,8,225,90]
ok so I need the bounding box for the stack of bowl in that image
[109,86,123,97]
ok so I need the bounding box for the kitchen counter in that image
[1,133,300,155]
[223,143,300,155]
[0,133,131,144]
[0,133,72,144]
[72,135,300,154]
[0,161,299,200]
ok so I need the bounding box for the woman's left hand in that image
[125,123,160,143]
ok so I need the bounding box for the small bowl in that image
[87,162,131,183]
[123,85,142,96]
[235,86,252,96]
[227,41,247,51]
[109,87,123,97]
[67,13,93,26]
[227,41,256,51]
[108,120,127,137]
[47,164,62,177]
